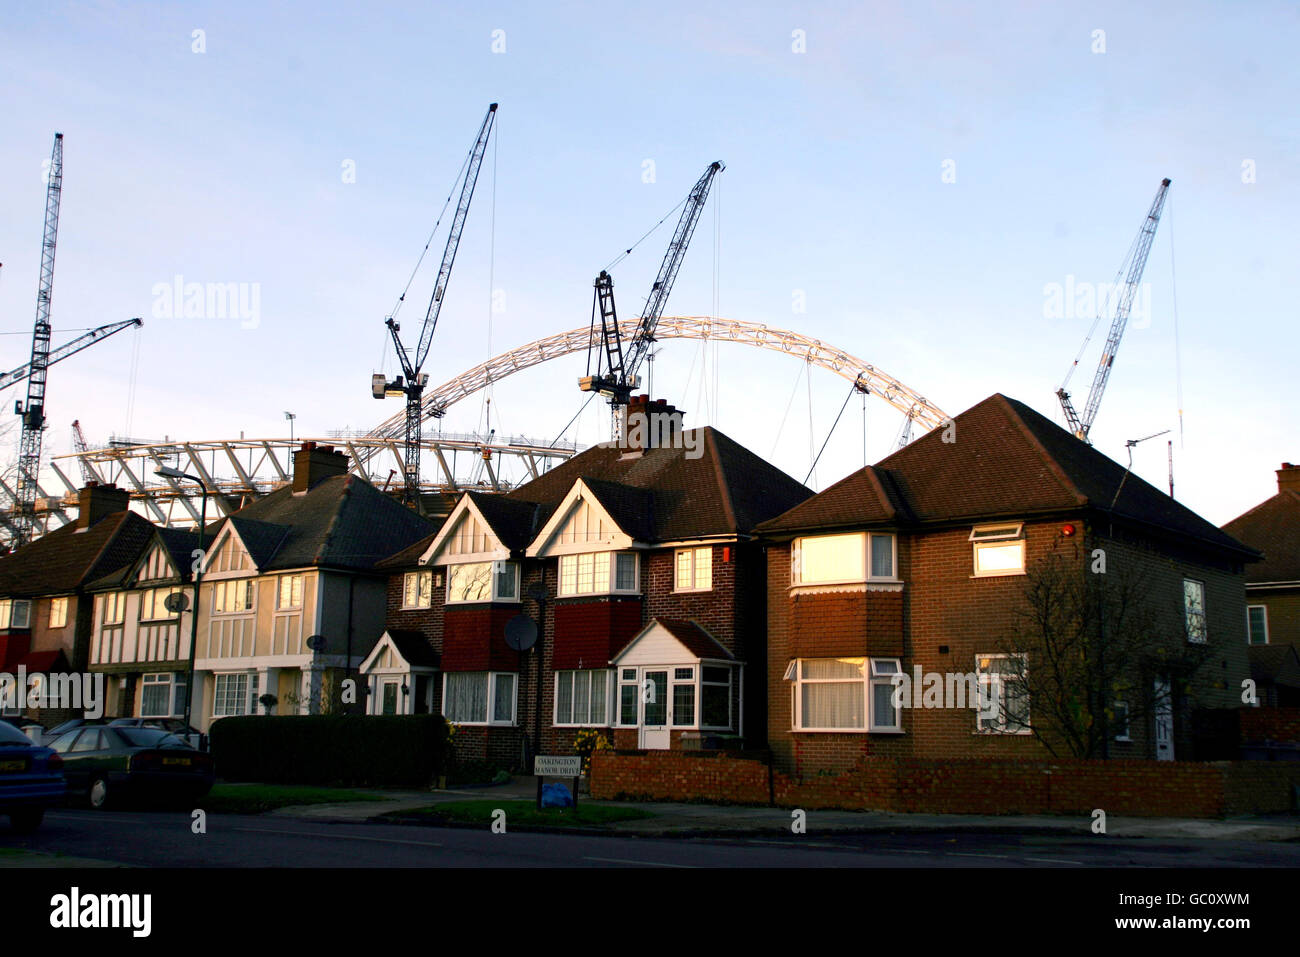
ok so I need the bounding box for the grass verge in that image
[201,783,389,814]
[386,799,654,829]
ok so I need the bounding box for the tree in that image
[995,535,1210,759]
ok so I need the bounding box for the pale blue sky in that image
[0,0,1295,526]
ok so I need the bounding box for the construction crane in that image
[372,103,497,504]
[579,161,724,431]
[70,420,94,484]
[1057,177,1172,443]
[0,318,142,394]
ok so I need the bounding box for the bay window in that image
[446,561,518,603]
[140,672,186,718]
[792,532,896,585]
[787,657,902,732]
[554,670,611,726]
[558,552,639,597]
[443,671,516,725]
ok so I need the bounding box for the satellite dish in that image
[503,614,538,652]
[164,592,190,614]
[306,634,327,652]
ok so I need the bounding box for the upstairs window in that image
[140,587,181,622]
[403,570,433,609]
[212,580,254,614]
[446,561,519,604]
[675,547,713,592]
[0,599,32,630]
[792,532,895,585]
[971,524,1025,577]
[1184,579,1207,644]
[558,552,639,597]
[1247,605,1269,645]
[277,574,304,610]
[48,597,69,629]
[98,593,126,626]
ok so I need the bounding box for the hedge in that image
[209,714,450,787]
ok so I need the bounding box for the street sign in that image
[534,755,581,777]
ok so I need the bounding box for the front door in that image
[639,670,670,750]
[1153,677,1174,761]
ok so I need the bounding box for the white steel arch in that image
[368,316,950,442]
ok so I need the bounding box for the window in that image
[971,524,1025,576]
[1247,605,1269,645]
[789,657,900,732]
[671,667,696,726]
[99,592,126,625]
[213,673,258,718]
[446,561,519,604]
[975,654,1030,733]
[0,599,33,630]
[792,533,896,585]
[675,547,713,592]
[618,669,639,726]
[140,673,184,718]
[1184,579,1207,644]
[277,575,304,609]
[49,597,69,629]
[701,666,732,729]
[140,587,181,621]
[442,672,516,725]
[403,570,433,609]
[381,680,399,715]
[1112,700,1131,741]
[558,552,639,597]
[555,670,611,726]
[213,580,254,614]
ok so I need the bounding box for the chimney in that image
[1279,462,1300,496]
[77,482,131,529]
[622,395,685,453]
[293,442,350,492]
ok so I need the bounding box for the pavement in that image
[266,776,1300,842]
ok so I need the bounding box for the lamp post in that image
[156,466,208,730]
[284,412,296,444]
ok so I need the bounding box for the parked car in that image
[0,716,46,743]
[0,721,65,832]
[34,718,105,747]
[48,726,214,809]
[108,717,206,750]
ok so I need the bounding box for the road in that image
[3,809,1299,867]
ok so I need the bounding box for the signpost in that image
[534,755,582,810]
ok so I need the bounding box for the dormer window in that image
[970,523,1025,577]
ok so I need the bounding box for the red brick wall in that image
[590,751,1300,817]
[1240,706,1300,743]
[553,599,642,669]
[1248,588,1300,649]
[442,606,521,672]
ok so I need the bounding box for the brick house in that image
[0,483,156,725]
[368,396,811,768]
[1222,462,1300,706]
[756,393,1259,777]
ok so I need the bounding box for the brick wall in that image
[1249,588,1300,649]
[590,751,1300,817]
[1241,706,1300,743]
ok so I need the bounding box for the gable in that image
[611,619,734,666]
[205,528,254,576]
[131,541,181,586]
[527,481,635,558]
[422,501,509,566]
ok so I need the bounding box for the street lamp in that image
[156,465,209,730]
[284,412,296,444]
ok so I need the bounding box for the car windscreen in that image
[115,727,187,748]
[0,722,32,745]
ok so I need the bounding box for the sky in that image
[0,0,1295,528]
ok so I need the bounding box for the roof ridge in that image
[78,511,134,587]
[314,474,355,565]
[704,429,741,533]
[861,466,898,521]
[992,394,1089,506]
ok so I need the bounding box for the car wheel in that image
[8,809,43,833]
[88,776,112,810]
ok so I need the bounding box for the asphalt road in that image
[3,809,1299,868]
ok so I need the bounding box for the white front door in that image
[638,669,670,749]
[1153,677,1174,761]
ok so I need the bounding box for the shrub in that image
[209,714,450,787]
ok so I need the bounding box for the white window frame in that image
[212,672,259,718]
[788,657,902,733]
[140,586,181,622]
[99,592,126,626]
[445,560,520,605]
[700,664,734,731]
[277,574,304,610]
[791,532,898,586]
[212,579,255,616]
[402,570,433,610]
[441,671,517,726]
[1112,700,1132,742]
[1246,605,1269,645]
[971,523,1026,578]
[1184,579,1207,644]
[553,669,612,727]
[674,547,713,593]
[140,673,177,718]
[975,653,1031,734]
[0,598,33,630]
[557,551,640,598]
[48,596,69,629]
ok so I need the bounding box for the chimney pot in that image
[1279,462,1300,495]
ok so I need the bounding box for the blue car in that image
[0,721,66,833]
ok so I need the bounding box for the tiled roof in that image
[85,526,203,592]
[1222,491,1300,584]
[507,426,811,541]
[760,393,1258,559]
[463,491,541,551]
[218,475,438,572]
[385,629,440,668]
[0,511,157,597]
[1247,643,1300,690]
[651,618,735,661]
[377,531,440,571]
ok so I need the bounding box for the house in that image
[187,443,436,729]
[1222,462,1300,706]
[0,483,156,724]
[367,395,812,766]
[756,393,1259,776]
[85,525,200,720]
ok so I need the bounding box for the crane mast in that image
[13,134,64,546]
[375,103,497,505]
[1057,177,1171,443]
[580,161,724,430]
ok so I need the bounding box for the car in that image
[34,717,105,747]
[0,721,66,832]
[48,726,214,809]
[107,717,206,750]
[0,715,47,739]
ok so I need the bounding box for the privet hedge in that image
[209,715,450,787]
